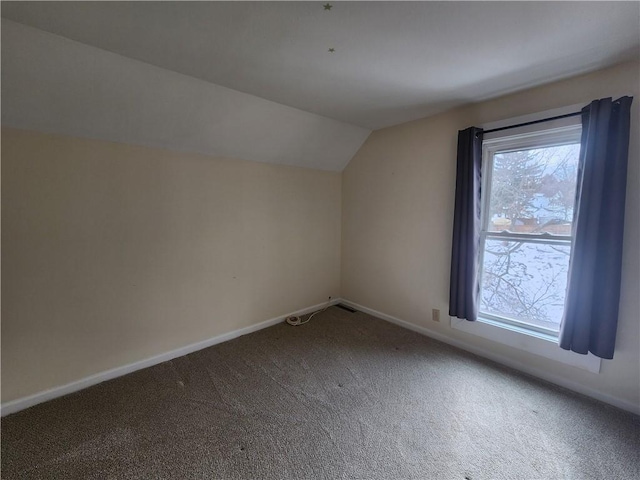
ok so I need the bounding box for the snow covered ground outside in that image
[480,239,571,332]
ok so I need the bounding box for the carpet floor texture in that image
[2,307,639,479]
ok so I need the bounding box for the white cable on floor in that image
[286,298,332,326]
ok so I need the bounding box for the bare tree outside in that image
[480,143,580,331]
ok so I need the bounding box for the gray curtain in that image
[559,96,634,359]
[449,127,483,321]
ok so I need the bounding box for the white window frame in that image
[451,108,601,373]
[478,125,580,337]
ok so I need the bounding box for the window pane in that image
[480,239,571,331]
[487,144,580,235]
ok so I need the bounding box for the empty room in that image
[1,2,639,479]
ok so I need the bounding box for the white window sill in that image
[450,316,601,373]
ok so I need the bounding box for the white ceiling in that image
[2,1,638,130]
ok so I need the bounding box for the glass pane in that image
[487,144,580,234]
[479,239,571,331]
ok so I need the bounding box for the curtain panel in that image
[559,96,634,359]
[449,127,484,321]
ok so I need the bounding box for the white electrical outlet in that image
[432,309,440,322]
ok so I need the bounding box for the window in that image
[451,109,601,372]
[478,124,581,339]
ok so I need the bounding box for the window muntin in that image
[478,125,581,336]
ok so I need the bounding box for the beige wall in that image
[342,61,640,408]
[2,128,341,402]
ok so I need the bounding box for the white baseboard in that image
[340,299,640,416]
[5,298,637,417]
[1,299,339,417]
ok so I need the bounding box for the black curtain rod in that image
[482,111,582,135]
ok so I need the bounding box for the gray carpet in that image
[2,307,639,479]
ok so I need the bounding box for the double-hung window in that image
[477,122,582,340]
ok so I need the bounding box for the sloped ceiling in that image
[2,2,639,170]
[1,20,369,171]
